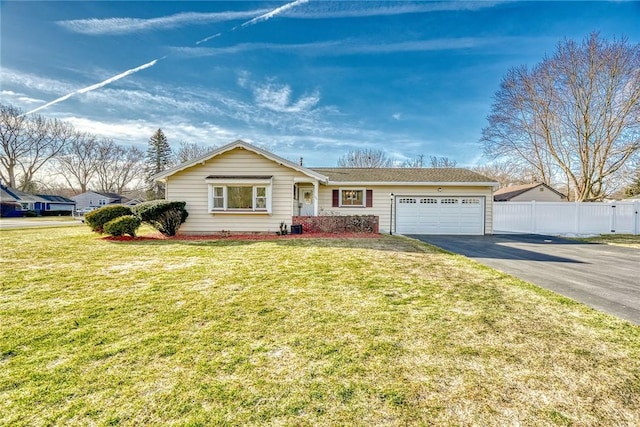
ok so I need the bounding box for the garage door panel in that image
[396,196,484,235]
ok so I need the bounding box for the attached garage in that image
[395,196,485,235]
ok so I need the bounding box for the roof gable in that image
[152,140,327,182]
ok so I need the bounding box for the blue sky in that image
[2,1,639,167]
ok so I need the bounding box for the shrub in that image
[131,200,188,236]
[103,215,141,237]
[84,205,133,233]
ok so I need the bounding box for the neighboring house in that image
[123,198,144,207]
[71,191,129,210]
[152,140,498,235]
[493,183,567,202]
[0,183,76,214]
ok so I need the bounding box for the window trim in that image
[339,187,366,207]
[206,177,272,214]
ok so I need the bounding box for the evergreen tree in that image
[145,129,172,200]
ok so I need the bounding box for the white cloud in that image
[1,90,44,105]
[392,113,402,120]
[2,68,77,97]
[285,1,507,19]
[57,10,266,35]
[253,83,320,113]
[62,116,235,147]
[55,1,507,37]
[172,37,507,58]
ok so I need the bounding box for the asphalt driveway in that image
[409,234,640,325]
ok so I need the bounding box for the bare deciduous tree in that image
[429,156,457,168]
[174,141,213,165]
[472,161,543,188]
[94,141,145,194]
[337,148,393,167]
[482,33,640,201]
[54,132,101,193]
[0,104,73,190]
[401,154,425,168]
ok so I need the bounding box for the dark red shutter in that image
[366,189,373,207]
[332,189,339,207]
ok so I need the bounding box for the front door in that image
[299,187,314,216]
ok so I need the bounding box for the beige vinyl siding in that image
[317,185,494,234]
[165,147,308,234]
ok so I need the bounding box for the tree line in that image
[0,105,213,198]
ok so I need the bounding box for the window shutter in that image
[366,189,373,207]
[332,190,339,207]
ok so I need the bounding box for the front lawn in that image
[1,227,638,426]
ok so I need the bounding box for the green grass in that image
[570,234,640,249]
[1,227,639,426]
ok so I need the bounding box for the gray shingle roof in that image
[493,183,566,201]
[311,168,496,184]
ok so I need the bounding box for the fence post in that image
[530,201,536,233]
[574,202,580,234]
[610,204,616,234]
[632,200,640,236]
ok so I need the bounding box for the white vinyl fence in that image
[494,201,640,235]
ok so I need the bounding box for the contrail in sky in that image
[27,0,309,114]
[25,58,161,115]
[239,0,309,28]
[195,32,221,45]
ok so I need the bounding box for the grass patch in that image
[570,234,640,249]
[1,227,639,426]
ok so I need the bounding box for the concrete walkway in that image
[410,234,640,325]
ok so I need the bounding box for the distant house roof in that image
[311,168,496,185]
[94,192,123,199]
[37,194,75,203]
[1,185,19,202]
[0,183,75,204]
[0,185,44,203]
[493,183,567,201]
[71,191,128,205]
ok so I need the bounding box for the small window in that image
[420,198,437,204]
[212,187,224,209]
[461,198,480,204]
[399,198,416,204]
[255,187,267,209]
[340,189,364,207]
[99,199,107,206]
[441,198,459,204]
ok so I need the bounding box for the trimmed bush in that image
[103,215,141,237]
[84,205,133,234]
[131,200,188,236]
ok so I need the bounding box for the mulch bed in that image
[103,232,380,242]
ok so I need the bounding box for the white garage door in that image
[396,196,485,235]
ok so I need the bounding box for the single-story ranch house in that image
[152,140,498,235]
